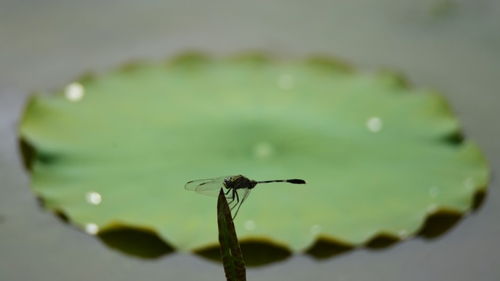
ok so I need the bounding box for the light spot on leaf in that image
[85,223,99,235]
[85,191,102,205]
[398,229,409,238]
[253,141,274,160]
[429,186,440,198]
[277,74,294,90]
[65,82,84,102]
[244,220,256,231]
[366,116,383,133]
[310,224,322,235]
[464,177,475,191]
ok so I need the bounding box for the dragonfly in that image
[185,175,306,219]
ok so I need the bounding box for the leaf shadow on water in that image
[43,188,487,264]
[19,138,488,264]
[196,240,292,267]
[48,203,175,259]
[40,189,486,264]
[306,190,486,260]
[97,227,175,259]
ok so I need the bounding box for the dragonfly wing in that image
[184,176,227,197]
[238,188,251,206]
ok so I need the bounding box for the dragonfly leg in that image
[226,188,237,208]
[228,192,236,210]
[230,189,240,211]
[224,188,233,204]
[227,197,235,208]
[232,200,243,219]
[227,198,236,209]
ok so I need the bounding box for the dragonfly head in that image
[223,177,232,189]
[224,175,244,189]
[223,175,242,189]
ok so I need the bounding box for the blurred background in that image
[0,0,499,280]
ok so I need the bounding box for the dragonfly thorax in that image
[223,175,257,190]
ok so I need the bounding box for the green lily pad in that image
[19,55,489,252]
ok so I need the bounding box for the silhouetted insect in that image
[185,175,306,218]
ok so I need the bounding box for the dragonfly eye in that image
[223,178,234,189]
